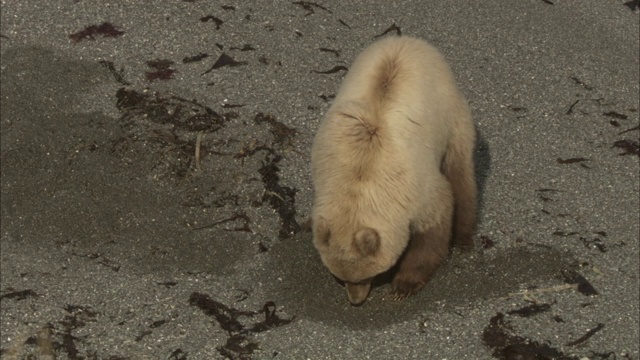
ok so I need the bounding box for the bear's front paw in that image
[390,276,426,301]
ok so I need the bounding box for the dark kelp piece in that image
[146,69,176,81]
[146,59,174,69]
[202,53,248,74]
[183,52,210,63]
[552,231,578,237]
[536,188,562,193]
[557,157,589,164]
[230,44,256,51]
[319,48,340,57]
[373,23,402,38]
[191,212,251,232]
[54,305,99,359]
[570,76,593,90]
[248,302,294,332]
[222,103,245,109]
[581,237,607,253]
[99,60,131,85]
[602,111,628,120]
[188,292,255,333]
[561,270,599,296]
[313,65,348,74]
[145,59,177,81]
[338,19,351,28]
[69,22,124,43]
[0,289,38,301]
[115,88,225,132]
[566,100,580,115]
[618,124,639,135]
[134,330,152,342]
[318,94,335,102]
[483,313,575,360]
[188,292,294,359]
[612,140,639,156]
[258,153,301,238]
[169,349,187,360]
[566,323,605,346]
[292,1,332,16]
[624,0,639,11]
[254,112,297,147]
[479,235,495,249]
[200,15,224,29]
[507,303,552,317]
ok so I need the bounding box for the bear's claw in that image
[390,278,425,300]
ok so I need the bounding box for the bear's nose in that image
[345,282,371,306]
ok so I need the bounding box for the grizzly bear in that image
[311,36,476,306]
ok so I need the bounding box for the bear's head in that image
[313,216,404,306]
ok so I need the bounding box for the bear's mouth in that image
[329,262,400,305]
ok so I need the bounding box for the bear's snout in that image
[345,282,372,306]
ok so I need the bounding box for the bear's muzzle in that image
[345,282,372,306]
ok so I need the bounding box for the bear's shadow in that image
[474,128,491,220]
[260,231,576,330]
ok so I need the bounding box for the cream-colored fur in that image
[311,36,476,305]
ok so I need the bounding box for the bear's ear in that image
[353,228,380,256]
[313,216,331,247]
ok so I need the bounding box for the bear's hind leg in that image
[442,109,477,249]
[391,178,453,299]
